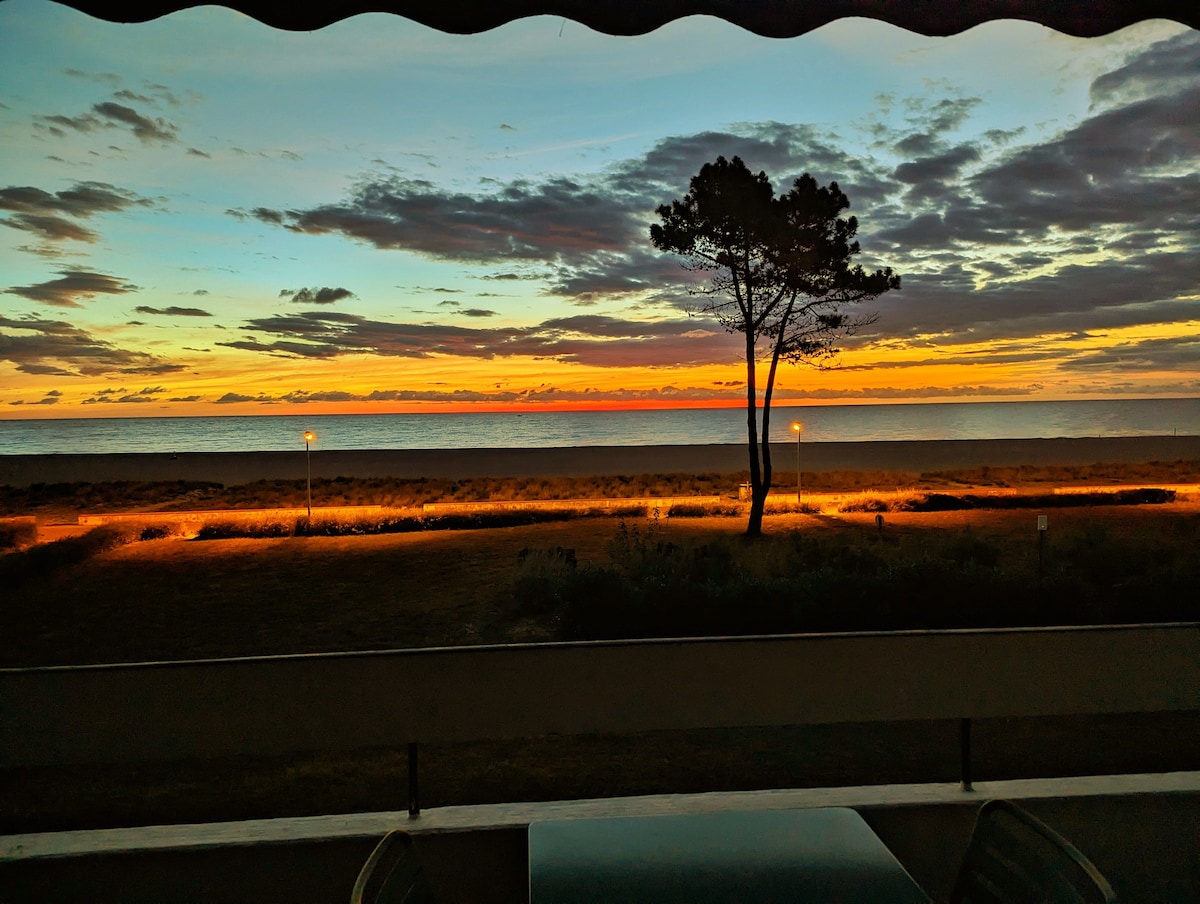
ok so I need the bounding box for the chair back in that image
[350,830,438,904]
[950,800,1117,904]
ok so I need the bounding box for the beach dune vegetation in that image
[509,514,1200,642]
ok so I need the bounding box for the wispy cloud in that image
[279,286,356,304]
[38,100,179,144]
[0,315,185,376]
[6,269,140,307]
[219,310,734,367]
[135,305,212,317]
[0,181,154,246]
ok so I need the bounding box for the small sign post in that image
[1037,514,1048,580]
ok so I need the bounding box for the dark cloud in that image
[214,385,755,406]
[164,379,1048,409]
[114,89,156,105]
[229,205,282,224]
[893,144,981,199]
[966,89,1200,235]
[237,122,882,304]
[10,394,63,406]
[244,174,644,265]
[38,102,178,144]
[893,133,937,157]
[214,392,277,404]
[907,96,982,134]
[37,112,98,137]
[1090,31,1200,104]
[547,249,701,301]
[279,286,356,304]
[187,148,211,158]
[6,270,139,307]
[64,69,121,86]
[0,182,154,246]
[480,271,540,281]
[781,385,1039,400]
[461,308,497,318]
[135,305,212,317]
[1058,334,1200,372]
[85,384,168,403]
[229,34,1197,372]
[861,252,1200,347]
[145,83,184,107]
[0,214,97,243]
[15,362,75,376]
[219,310,734,369]
[0,181,154,248]
[0,315,186,376]
[853,35,1200,351]
[91,102,178,143]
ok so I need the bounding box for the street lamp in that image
[303,430,315,518]
[791,421,803,505]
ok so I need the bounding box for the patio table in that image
[528,806,932,903]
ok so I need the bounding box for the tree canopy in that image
[651,155,900,535]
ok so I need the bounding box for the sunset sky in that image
[1,1,1197,418]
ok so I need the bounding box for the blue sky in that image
[1,1,1197,415]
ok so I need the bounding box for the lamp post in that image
[791,421,803,505]
[303,431,315,518]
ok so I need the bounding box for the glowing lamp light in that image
[303,431,315,517]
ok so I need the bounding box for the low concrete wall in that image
[3,625,1198,768]
[422,496,721,513]
[3,781,1196,904]
[78,505,385,525]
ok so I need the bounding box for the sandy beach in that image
[1,435,1198,487]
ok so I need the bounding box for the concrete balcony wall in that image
[4,626,1198,768]
[3,777,1197,903]
[3,626,1198,902]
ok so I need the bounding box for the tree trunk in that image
[743,326,763,536]
[746,481,768,536]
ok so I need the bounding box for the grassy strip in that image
[0,487,1181,591]
[3,459,1197,517]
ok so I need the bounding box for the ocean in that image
[0,398,1197,456]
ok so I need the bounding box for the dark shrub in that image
[0,518,38,551]
[0,524,141,589]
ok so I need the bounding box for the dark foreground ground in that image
[3,465,1198,835]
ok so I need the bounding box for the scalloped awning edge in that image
[44,0,1200,38]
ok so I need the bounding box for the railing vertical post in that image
[960,718,973,792]
[408,741,420,817]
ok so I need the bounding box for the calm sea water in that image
[0,398,1197,456]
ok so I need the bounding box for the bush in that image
[195,518,293,540]
[0,517,38,551]
[838,494,892,513]
[507,513,1200,643]
[0,524,143,589]
[511,546,581,617]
